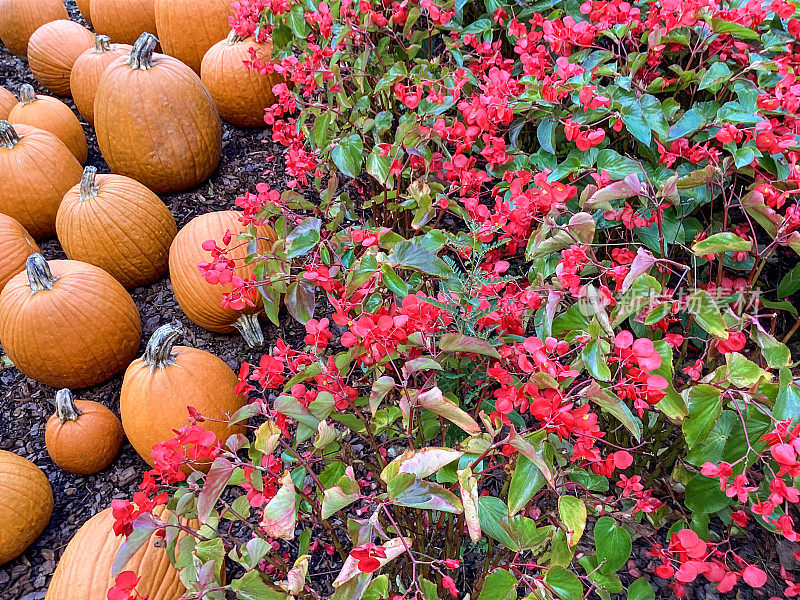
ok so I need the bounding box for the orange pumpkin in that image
[9,85,87,164]
[94,33,222,193]
[90,0,157,45]
[0,254,142,389]
[120,322,246,468]
[57,167,177,288]
[0,0,68,57]
[70,35,131,126]
[0,450,53,565]
[0,213,39,293]
[75,0,93,26]
[201,32,283,128]
[45,389,123,475]
[45,505,195,600]
[27,20,95,96]
[0,121,83,239]
[0,86,17,119]
[169,210,276,346]
[154,0,233,74]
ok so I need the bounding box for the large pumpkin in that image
[9,85,87,164]
[57,166,177,288]
[0,0,68,57]
[0,450,53,565]
[75,0,93,26]
[0,213,39,293]
[201,32,283,128]
[169,210,276,346]
[45,389,123,475]
[154,0,232,74]
[90,0,157,45]
[0,121,83,239]
[45,505,194,600]
[27,20,95,96]
[0,254,142,389]
[0,86,16,119]
[94,33,222,193]
[70,35,131,127]
[120,322,246,468]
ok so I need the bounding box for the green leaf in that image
[684,473,729,513]
[596,149,645,179]
[581,341,611,382]
[698,61,732,92]
[331,134,364,178]
[478,569,517,600]
[545,567,583,600]
[537,120,556,154]
[668,107,705,141]
[389,241,453,277]
[687,290,729,339]
[752,328,792,369]
[620,103,651,146]
[439,333,500,358]
[508,454,545,517]
[231,571,287,600]
[367,149,391,185]
[380,264,408,297]
[726,352,768,387]
[584,382,642,441]
[778,262,800,298]
[313,112,335,149]
[709,17,761,40]
[775,368,800,422]
[558,496,586,547]
[479,497,517,550]
[691,232,751,255]
[499,516,551,552]
[594,517,632,574]
[547,157,581,181]
[287,3,309,38]
[286,217,321,259]
[388,474,463,513]
[322,468,360,519]
[627,578,655,600]
[683,385,722,448]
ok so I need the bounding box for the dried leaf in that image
[260,471,298,540]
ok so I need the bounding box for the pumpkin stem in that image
[226,30,246,44]
[144,322,184,371]
[127,33,159,70]
[233,313,264,348]
[94,34,112,53]
[55,389,82,422]
[26,253,58,293]
[80,166,99,200]
[19,84,37,105]
[0,121,20,149]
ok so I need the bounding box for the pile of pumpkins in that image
[0,1,285,598]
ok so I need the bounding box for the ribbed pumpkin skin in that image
[0,0,68,56]
[0,123,83,239]
[0,214,39,293]
[9,92,88,164]
[45,506,193,600]
[0,259,142,388]
[0,450,53,565]
[169,211,276,333]
[121,345,246,468]
[57,172,177,288]
[70,40,131,126]
[45,399,123,475]
[90,0,157,45]
[0,86,16,119]
[75,0,93,26]
[155,0,232,74]
[27,21,95,96]
[94,48,222,193]
[201,36,282,128]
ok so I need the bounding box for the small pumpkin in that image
[0,450,53,565]
[0,0,69,57]
[0,254,142,389]
[94,33,222,193]
[9,85,87,164]
[45,505,194,600]
[0,86,17,120]
[90,0,157,45]
[27,20,95,96]
[169,210,276,346]
[154,0,233,74]
[57,167,177,288]
[0,213,39,294]
[70,35,131,126]
[75,0,93,27]
[201,32,283,128]
[45,389,123,475]
[0,121,83,239]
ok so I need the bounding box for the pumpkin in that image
[201,32,283,128]
[90,0,157,45]
[56,166,177,288]
[70,35,131,127]
[0,450,53,565]
[0,254,142,389]
[9,85,87,164]
[27,20,95,96]
[169,210,276,347]
[0,86,16,120]
[45,505,195,600]
[0,213,39,293]
[154,0,232,74]
[0,0,68,57]
[45,389,123,475]
[75,0,93,26]
[0,121,83,239]
[120,322,246,468]
[94,33,222,193]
